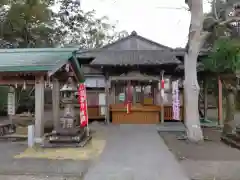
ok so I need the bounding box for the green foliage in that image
[0,0,54,48]
[203,38,240,73]
[0,86,9,112]
[54,0,128,48]
[0,0,128,48]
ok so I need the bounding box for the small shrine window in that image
[135,86,142,103]
[115,84,126,103]
[142,85,154,105]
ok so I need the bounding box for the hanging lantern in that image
[23,81,26,90]
[65,64,70,72]
[161,79,165,89]
[160,79,165,98]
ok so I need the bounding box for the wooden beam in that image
[0,72,46,76]
[0,80,36,85]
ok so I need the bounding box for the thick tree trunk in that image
[184,0,204,142]
[184,55,203,142]
[222,89,236,135]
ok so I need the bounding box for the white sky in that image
[81,0,211,48]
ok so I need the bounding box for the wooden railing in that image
[164,106,184,121]
[110,104,184,122]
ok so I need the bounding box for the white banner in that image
[172,80,180,120]
[8,92,15,115]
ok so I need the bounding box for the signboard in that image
[8,92,15,115]
[172,80,180,120]
[118,93,125,102]
[85,77,105,88]
[78,83,88,127]
[99,93,106,115]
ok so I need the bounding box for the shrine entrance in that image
[76,31,184,124]
[110,71,161,124]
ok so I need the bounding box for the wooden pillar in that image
[218,76,223,126]
[105,75,110,124]
[133,83,136,104]
[112,82,116,104]
[204,79,208,120]
[35,76,45,143]
[52,78,60,129]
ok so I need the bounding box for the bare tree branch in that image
[220,17,240,25]
[213,0,220,20]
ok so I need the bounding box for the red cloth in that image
[126,83,132,113]
[78,83,88,127]
[161,79,165,89]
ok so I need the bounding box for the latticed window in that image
[115,84,126,103]
[86,92,99,106]
[135,86,142,103]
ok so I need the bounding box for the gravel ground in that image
[160,128,240,180]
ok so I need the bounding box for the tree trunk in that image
[222,89,236,135]
[184,0,204,142]
[184,56,203,142]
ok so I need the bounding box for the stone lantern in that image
[43,77,90,147]
[59,78,77,129]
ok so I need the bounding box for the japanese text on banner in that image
[78,83,88,127]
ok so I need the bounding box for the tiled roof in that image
[77,50,181,66]
[176,62,205,72]
[0,48,77,72]
[100,31,173,50]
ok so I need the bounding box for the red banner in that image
[126,83,132,114]
[78,83,88,127]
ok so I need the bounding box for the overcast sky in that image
[81,0,211,48]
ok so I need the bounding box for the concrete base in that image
[34,138,43,144]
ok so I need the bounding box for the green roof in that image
[0,48,78,73]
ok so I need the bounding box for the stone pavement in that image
[84,125,189,180]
